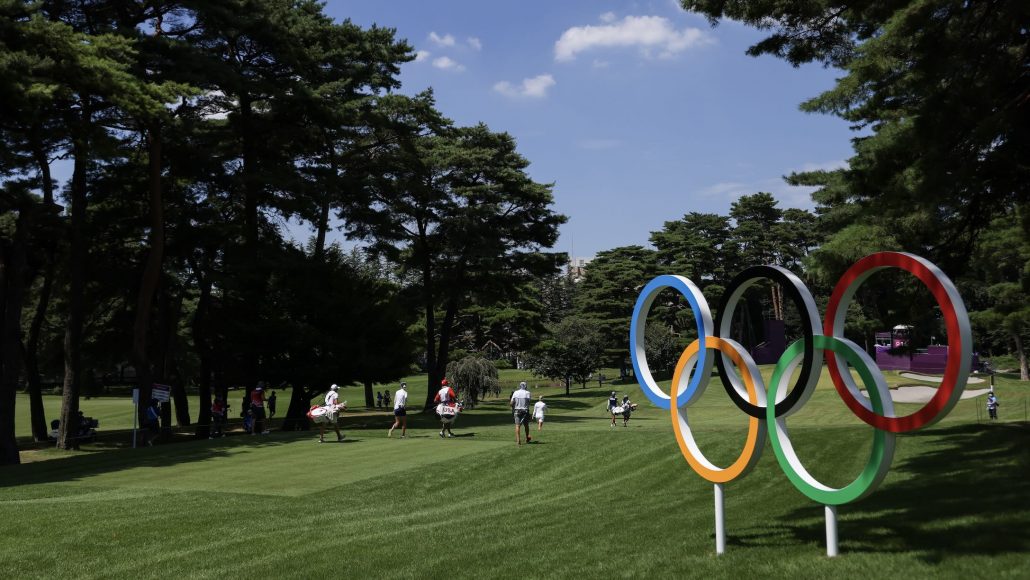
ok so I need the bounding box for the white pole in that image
[825,504,838,557]
[132,388,139,449]
[714,483,726,555]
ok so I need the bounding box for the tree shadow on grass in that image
[0,431,312,489]
[771,423,1030,562]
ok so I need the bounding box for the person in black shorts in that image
[388,383,409,438]
[510,382,533,446]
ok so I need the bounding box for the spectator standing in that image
[383,390,391,409]
[143,399,161,446]
[376,391,383,408]
[987,392,1000,420]
[211,396,227,438]
[388,383,409,438]
[251,386,269,435]
[268,391,278,420]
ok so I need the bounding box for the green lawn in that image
[2,369,1028,578]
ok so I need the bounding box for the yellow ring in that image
[670,337,765,483]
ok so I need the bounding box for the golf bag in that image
[436,402,463,425]
[307,403,344,425]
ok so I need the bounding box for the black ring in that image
[714,265,819,418]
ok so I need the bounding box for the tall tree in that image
[683,0,1029,267]
[575,245,659,366]
[347,102,566,408]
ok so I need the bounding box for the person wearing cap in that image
[434,378,458,438]
[250,384,269,435]
[608,391,618,428]
[319,384,346,443]
[620,394,634,427]
[388,382,409,438]
[510,381,533,446]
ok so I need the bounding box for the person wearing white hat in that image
[388,382,409,438]
[319,384,346,443]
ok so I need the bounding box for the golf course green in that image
[2,369,1027,578]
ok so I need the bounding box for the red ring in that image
[824,252,963,433]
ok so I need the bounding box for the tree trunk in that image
[1014,332,1029,381]
[160,288,189,426]
[24,134,56,441]
[364,379,374,408]
[314,191,330,260]
[192,269,213,438]
[57,124,90,451]
[565,376,570,396]
[281,385,312,431]
[0,198,32,465]
[421,257,439,409]
[132,123,164,425]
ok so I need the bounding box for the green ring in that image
[767,335,895,505]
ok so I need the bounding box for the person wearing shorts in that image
[510,382,532,446]
[533,395,547,433]
[389,382,409,438]
[319,384,345,443]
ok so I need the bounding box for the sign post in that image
[132,388,139,448]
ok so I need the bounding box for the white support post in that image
[825,504,838,557]
[714,483,726,555]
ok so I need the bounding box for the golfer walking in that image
[533,395,547,433]
[388,382,409,438]
[511,382,532,446]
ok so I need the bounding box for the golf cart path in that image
[901,371,985,383]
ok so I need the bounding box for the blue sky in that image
[43,1,854,259]
[322,0,856,258]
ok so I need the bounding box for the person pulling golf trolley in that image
[307,384,347,443]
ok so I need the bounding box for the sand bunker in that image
[900,371,985,384]
[860,386,992,404]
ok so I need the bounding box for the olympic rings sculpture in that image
[630,252,971,506]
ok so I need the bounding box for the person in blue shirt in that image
[144,399,161,446]
[608,391,619,428]
[987,392,999,420]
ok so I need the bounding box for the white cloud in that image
[592,59,610,69]
[554,15,712,61]
[493,74,556,99]
[428,32,456,47]
[467,37,482,51]
[579,139,621,150]
[432,56,465,72]
[600,11,617,23]
[414,50,431,62]
[696,175,824,213]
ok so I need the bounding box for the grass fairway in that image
[2,371,1028,579]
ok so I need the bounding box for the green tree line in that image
[0,0,565,465]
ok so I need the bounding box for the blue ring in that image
[630,275,710,409]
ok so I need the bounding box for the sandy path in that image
[860,386,992,404]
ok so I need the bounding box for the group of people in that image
[607,391,636,428]
[376,390,392,408]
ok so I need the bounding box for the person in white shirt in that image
[533,395,547,433]
[510,382,533,446]
[319,384,346,443]
[388,382,409,438]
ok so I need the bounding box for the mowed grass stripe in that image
[3,423,1027,579]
